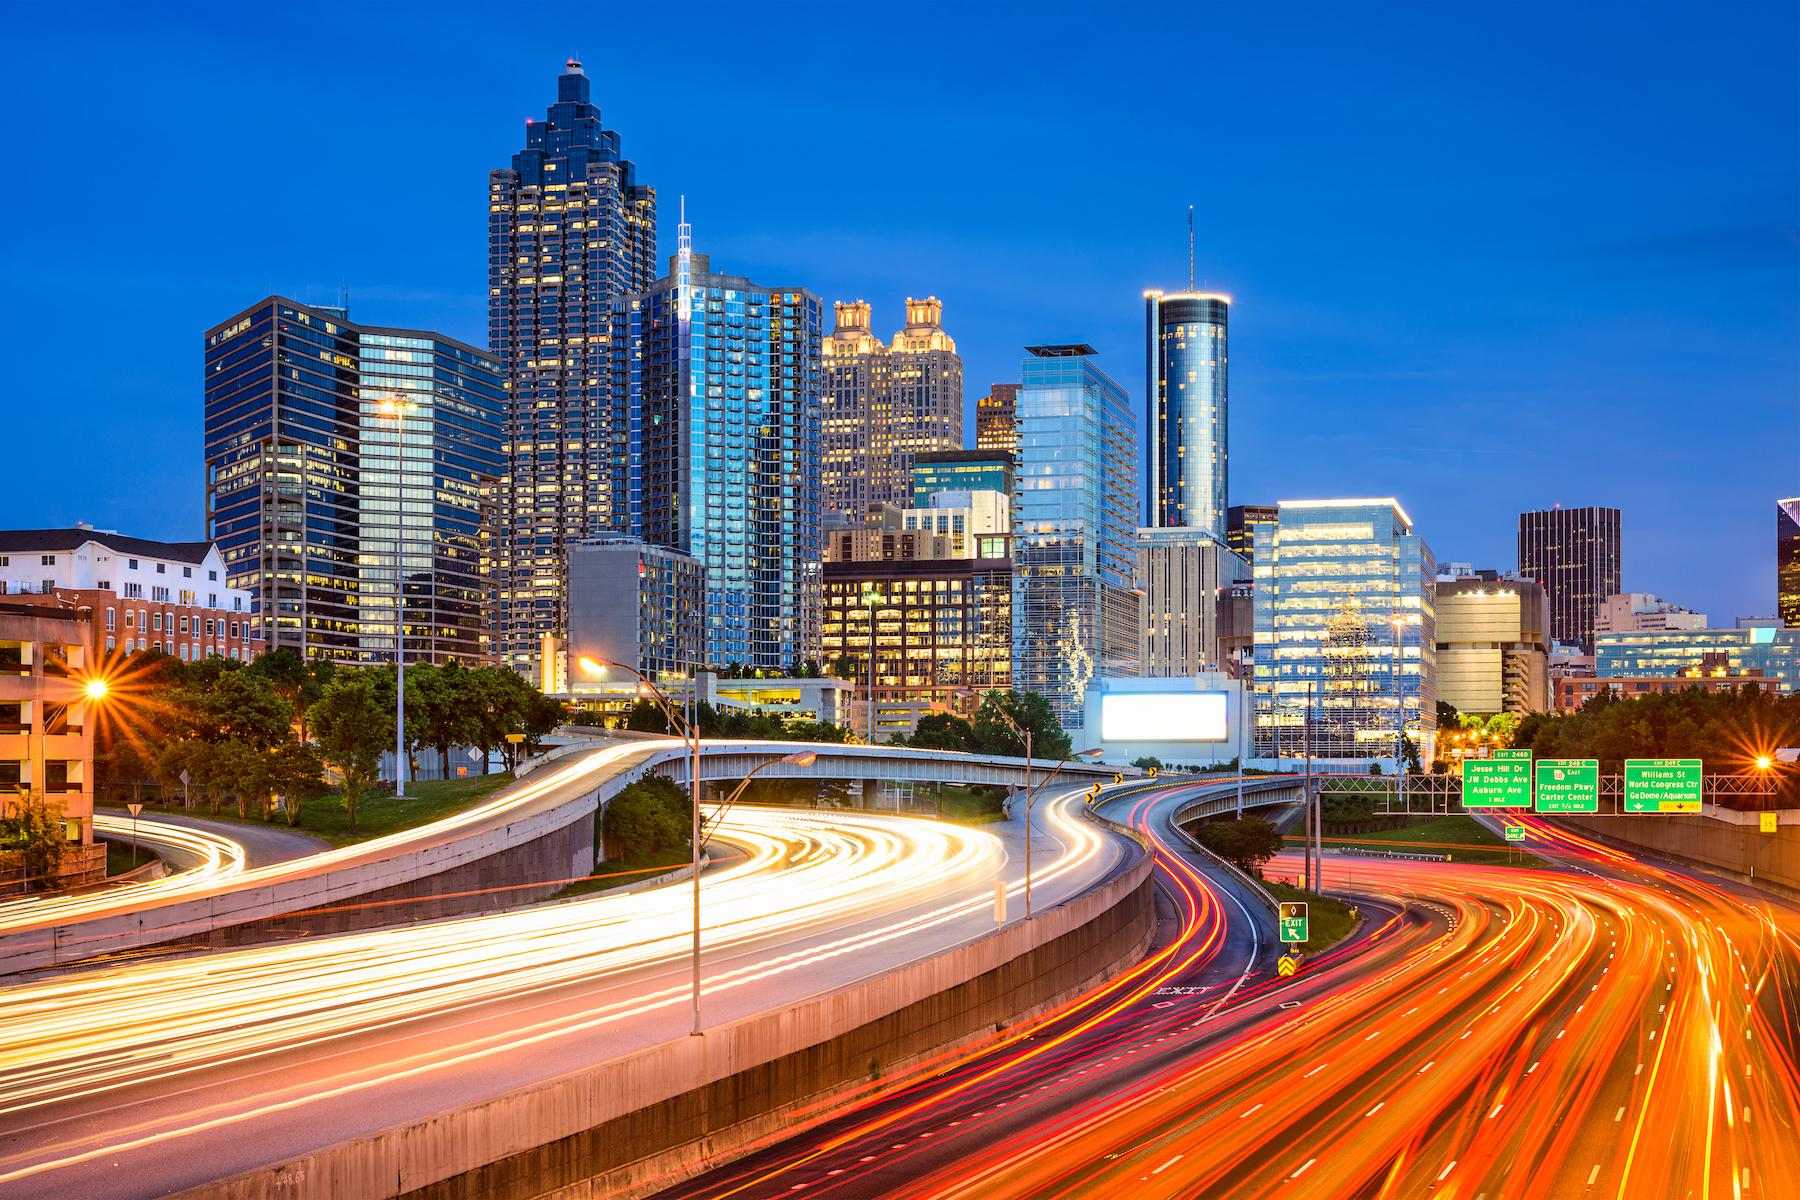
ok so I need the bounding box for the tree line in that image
[96,648,566,831]
[1509,683,1799,795]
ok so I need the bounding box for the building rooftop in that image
[0,528,214,564]
[1024,344,1097,357]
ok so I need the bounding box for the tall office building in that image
[912,449,1014,505]
[1013,345,1139,728]
[204,298,503,665]
[820,298,962,522]
[1226,504,1277,565]
[625,220,824,672]
[1434,577,1549,716]
[489,59,658,680]
[1253,499,1436,764]
[1517,506,1622,653]
[1144,291,1229,535]
[1780,497,1800,629]
[975,383,1021,453]
[1137,528,1251,677]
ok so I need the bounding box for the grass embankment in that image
[550,845,695,901]
[111,772,517,849]
[104,840,154,878]
[936,785,1008,825]
[1290,814,1551,869]
[1262,879,1359,953]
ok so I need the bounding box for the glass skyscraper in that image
[1145,291,1229,535]
[1779,497,1799,629]
[623,215,824,672]
[204,298,503,665]
[1013,344,1139,728]
[1517,506,1621,653]
[489,59,658,683]
[1252,499,1436,764]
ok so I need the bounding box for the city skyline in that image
[2,4,1794,628]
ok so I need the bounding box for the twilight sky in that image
[3,2,1794,622]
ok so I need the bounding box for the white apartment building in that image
[0,527,259,662]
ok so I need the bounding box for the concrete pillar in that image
[862,779,878,810]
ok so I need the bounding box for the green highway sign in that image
[1279,901,1309,945]
[1534,759,1600,813]
[1624,759,1703,812]
[1464,748,1532,808]
[1504,825,1526,841]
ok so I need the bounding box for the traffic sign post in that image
[1464,748,1532,808]
[127,802,143,867]
[1279,901,1309,946]
[1534,759,1599,813]
[1762,811,1779,834]
[1504,824,1525,842]
[1624,759,1703,813]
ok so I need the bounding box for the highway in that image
[664,779,1800,1200]
[0,789,1128,1198]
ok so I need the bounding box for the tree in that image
[247,647,335,739]
[5,791,69,891]
[829,653,859,681]
[408,660,482,779]
[308,670,393,834]
[784,719,853,744]
[211,740,271,819]
[1132,755,1163,771]
[1190,817,1286,877]
[907,713,974,753]
[266,740,328,827]
[621,697,674,734]
[971,690,1070,761]
[603,775,693,859]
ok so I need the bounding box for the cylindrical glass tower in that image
[1144,292,1229,536]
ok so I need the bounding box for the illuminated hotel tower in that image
[1144,290,1229,536]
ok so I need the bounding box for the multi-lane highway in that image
[664,780,1800,1200]
[0,789,1127,1198]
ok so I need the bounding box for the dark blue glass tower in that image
[203,298,503,666]
[489,59,658,684]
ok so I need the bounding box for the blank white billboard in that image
[1101,692,1228,742]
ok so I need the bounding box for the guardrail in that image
[1338,846,1452,862]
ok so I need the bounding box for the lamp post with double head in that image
[989,702,1102,917]
[702,749,819,850]
[580,657,707,1036]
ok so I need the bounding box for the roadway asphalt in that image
[94,806,331,870]
[0,789,1133,1198]
[660,778,1800,1200]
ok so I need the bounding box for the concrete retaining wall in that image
[172,838,1156,1200]
[1555,809,1800,903]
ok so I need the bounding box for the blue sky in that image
[3,2,1794,622]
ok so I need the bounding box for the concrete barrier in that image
[169,831,1156,1200]
[1553,809,1800,903]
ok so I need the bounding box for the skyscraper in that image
[1226,504,1278,565]
[489,59,657,680]
[625,219,824,672]
[1144,291,1229,535]
[1780,497,1799,629]
[820,298,962,522]
[204,298,503,665]
[1013,344,1139,729]
[1253,499,1436,764]
[1517,506,1622,653]
[975,383,1021,453]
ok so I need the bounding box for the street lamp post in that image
[378,397,414,801]
[580,656,705,1036]
[990,704,1101,918]
[862,589,881,745]
[702,749,819,849]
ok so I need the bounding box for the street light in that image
[989,702,1102,918]
[377,395,415,800]
[581,656,707,1036]
[703,749,818,849]
[860,588,882,745]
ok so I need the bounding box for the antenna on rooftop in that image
[1188,205,1194,292]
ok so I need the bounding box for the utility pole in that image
[1306,680,1317,892]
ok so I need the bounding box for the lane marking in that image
[1239,1103,1263,1118]
[1152,1154,1182,1175]
[1292,1158,1317,1179]
[1366,1102,1384,1116]
[1437,1161,1458,1182]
